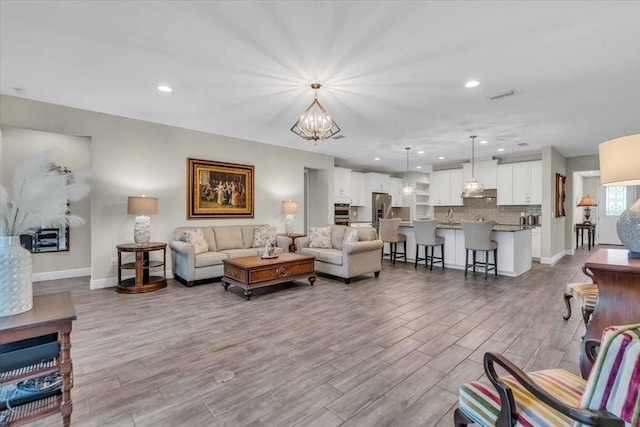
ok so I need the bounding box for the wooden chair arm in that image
[584,339,600,364]
[483,352,624,427]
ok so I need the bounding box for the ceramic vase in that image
[0,236,33,317]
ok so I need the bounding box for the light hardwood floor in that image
[27,246,600,427]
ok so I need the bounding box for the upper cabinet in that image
[350,171,366,206]
[430,169,463,206]
[365,172,390,193]
[389,177,404,206]
[462,159,498,189]
[334,167,352,204]
[497,161,542,205]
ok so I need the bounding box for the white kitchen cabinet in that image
[350,171,366,206]
[531,226,541,260]
[389,177,404,206]
[496,165,514,205]
[513,161,541,205]
[463,159,498,189]
[334,167,352,204]
[529,162,542,205]
[497,161,542,206]
[366,172,390,192]
[430,169,463,206]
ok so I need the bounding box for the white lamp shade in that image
[599,134,640,186]
[128,197,158,215]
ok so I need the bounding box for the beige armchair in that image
[295,225,383,284]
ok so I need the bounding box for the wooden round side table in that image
[116,242,167,293]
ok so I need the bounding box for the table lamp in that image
[128,196,158,244]
[577,195,597,223]
[282,200,298,235]
[599,134,640,258]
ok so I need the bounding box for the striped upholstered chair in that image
[563,270,598,327]
[454,324,640,427]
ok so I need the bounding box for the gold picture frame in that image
[555,173,566,218]
[187,158,254,219]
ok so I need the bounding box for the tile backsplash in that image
[433,198,541,225]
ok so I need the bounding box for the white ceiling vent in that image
[487,89,515,100]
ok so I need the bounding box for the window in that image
[605,185,627,216]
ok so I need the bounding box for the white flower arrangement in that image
[0,150,93,236]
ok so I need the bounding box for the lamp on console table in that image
[128,196,158,244]
[599,134,640,258]
[577,195,597,223]
[282,200,298,235]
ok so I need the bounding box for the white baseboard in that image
[90,270,174,290]
[540,250,569,265]
[32,268,91,282]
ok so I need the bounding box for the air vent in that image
[333,135,345,139]
[517,143,528,147]
[487,89,515,100]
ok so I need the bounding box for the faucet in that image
[447,209,454,225]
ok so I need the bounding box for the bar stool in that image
[413,219,444,270]
[379,218,406,264]
[461,220,497,279]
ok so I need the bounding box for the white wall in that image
[0,126,91,277]
[541,146,567,263]
[1,95,334,287]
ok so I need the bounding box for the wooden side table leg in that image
[59,325,73,427]
[135,251,143,286]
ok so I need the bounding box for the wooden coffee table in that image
[221,252,316,300]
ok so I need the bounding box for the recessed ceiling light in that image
[465,80,480,88]
[416,166,422,169]
[479,140,488,144]
[157,85,172,92]
[418,150,425,154]
[497,148,505,152]
[438,156,445,160]
[374,157,381,161]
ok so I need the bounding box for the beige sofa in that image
[295,225,383,284]
[170,225,292,287]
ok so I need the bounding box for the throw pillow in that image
[252,226,276,248]
[342,229,359,246]
[309,227,332,249]
[182,229,208,254]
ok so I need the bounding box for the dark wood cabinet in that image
[0,292,76,426]
[580,249,640,378]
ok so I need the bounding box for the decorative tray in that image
[260,254,279,259]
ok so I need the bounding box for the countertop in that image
[399,221,536,232]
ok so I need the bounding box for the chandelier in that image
[291,83,341,141]
[401,147,415,196]
[463,135,484,194]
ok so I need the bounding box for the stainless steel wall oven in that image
[334,203,350,226]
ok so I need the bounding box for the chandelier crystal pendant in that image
[401,147,415,196]
[291,83,341,142]
[463,135,484,194]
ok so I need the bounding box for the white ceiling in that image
[1,1,639,174]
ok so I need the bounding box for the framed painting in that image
[188,158,254,219]
[555,173,566,218]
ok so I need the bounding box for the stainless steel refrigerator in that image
[372,192,392,230]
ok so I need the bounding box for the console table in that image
[0,292,76,426]
[580,248,640,378]
[575,223,596,250]
[116,242,167,293]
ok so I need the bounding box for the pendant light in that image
[291,83,341,142]
[463,135,484,195]
[401,147,415,196]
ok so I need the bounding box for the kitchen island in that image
[399,222,532,277]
